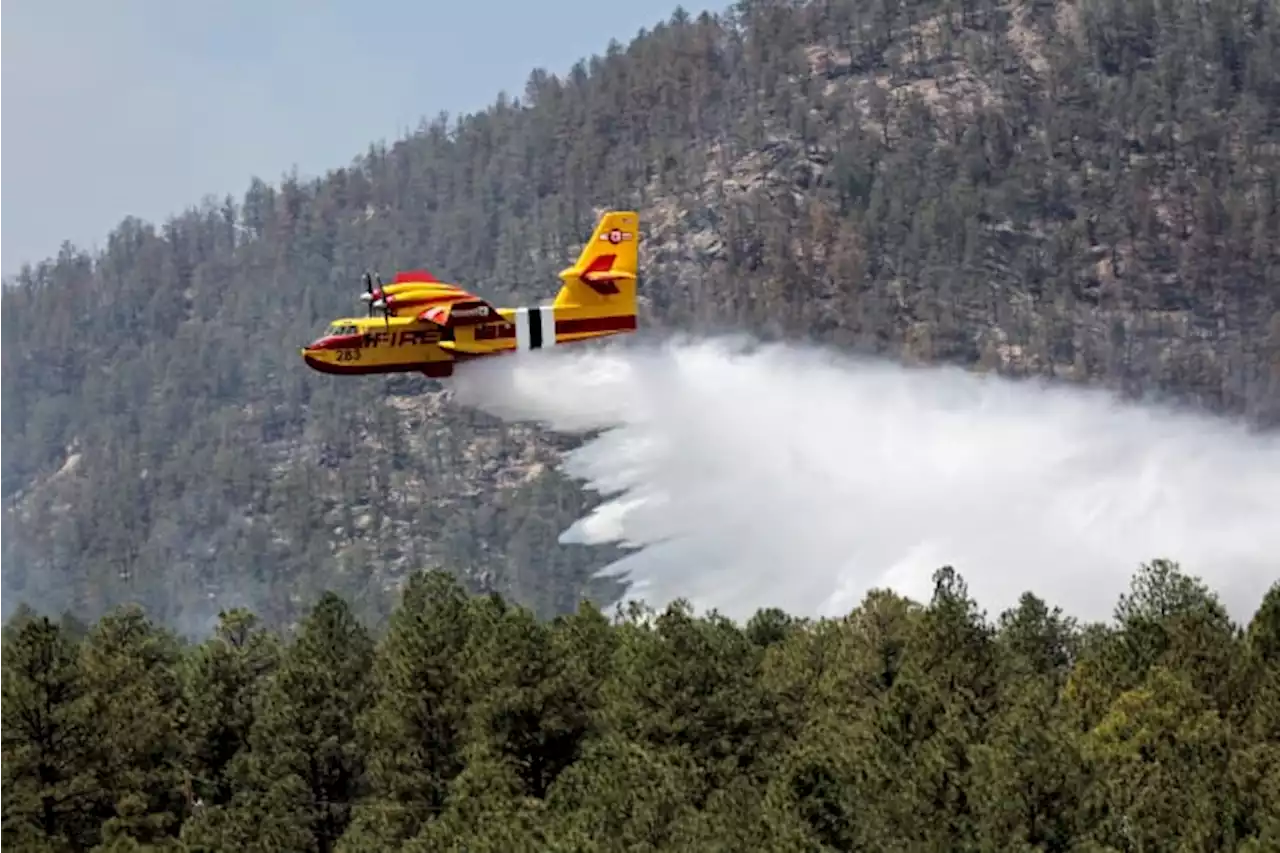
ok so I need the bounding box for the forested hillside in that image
[4,0,1278,630]
[4,562,1279,850]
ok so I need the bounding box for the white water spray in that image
[451,336,1280,625]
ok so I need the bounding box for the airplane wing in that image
[394,269,438,283]
[418,296,502,328]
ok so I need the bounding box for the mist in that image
[451,335,1280,626]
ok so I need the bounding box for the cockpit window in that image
[326,323,357,337]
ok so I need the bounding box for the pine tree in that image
[2,614,100,850]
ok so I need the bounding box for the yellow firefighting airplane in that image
[301,211,639,379]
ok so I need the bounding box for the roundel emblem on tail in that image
[608,229,623,244]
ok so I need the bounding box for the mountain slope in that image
[4,0,1278,630]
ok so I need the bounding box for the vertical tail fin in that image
[552,211,639,312]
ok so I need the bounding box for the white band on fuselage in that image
[514,306,557,351]
[539,305,557,348]
[515,307,531,350]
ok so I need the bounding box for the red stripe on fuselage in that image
[463,314,634,341]
[555,315,637,335]
[303,354,454,377]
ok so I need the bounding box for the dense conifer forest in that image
[5,562,1279,850]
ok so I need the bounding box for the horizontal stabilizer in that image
[558,238,638,298]
[584,269,637,283]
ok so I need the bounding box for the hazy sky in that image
[1,0,711,276]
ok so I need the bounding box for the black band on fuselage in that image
[528,307,543,349]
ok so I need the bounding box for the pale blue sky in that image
[2,0,714,276]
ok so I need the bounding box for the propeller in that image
[372,272,390,329]
[360,272,375,316]
[358,270,391,328]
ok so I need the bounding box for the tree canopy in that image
[3,0,1277,635]
[4,562,1278,850]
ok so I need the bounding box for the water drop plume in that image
[451,336,1279,625]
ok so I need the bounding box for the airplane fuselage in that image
[302,303,637,378]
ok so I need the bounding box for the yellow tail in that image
[552,211,639,312]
